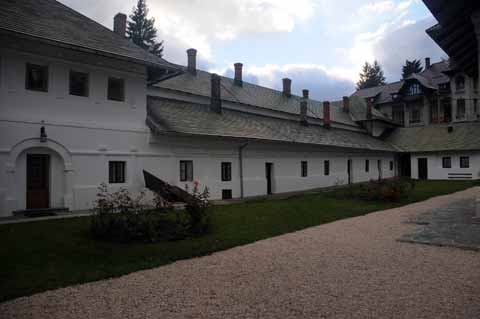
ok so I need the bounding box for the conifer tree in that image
[356,61,386,90]
[127,0,164,57]
[402,59,423,79]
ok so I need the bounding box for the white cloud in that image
[357,1,395,16]
[219,63,355,100]
[147,0,316,61]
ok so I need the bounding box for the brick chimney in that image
[323,101,331,128]
[210,73,222,113]
[113,13,127,37]
[234,63,243,86]
[342,96,350,113]
[425,57,431,69]
[282,78,292,97]
[300,89,309,126]
[187,48,197,75]
[302,89,309,99]
[366,98,373,119]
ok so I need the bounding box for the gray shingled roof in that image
[147,97,397,152]
[0,0,177,69]
[348,96,395,123]
[154,69,360,127]
[383,122,480,152]
[352,61,450,105]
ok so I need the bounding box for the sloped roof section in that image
[348,96,394,123]
[154,69,359,127]
[0,0,177,69]
[383,122,480,152]
[147,97,397,152]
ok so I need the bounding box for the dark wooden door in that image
[265,163,273,195]
[418,158,428,180]
[27,154,50,209]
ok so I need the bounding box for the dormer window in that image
[408,82,422,95]
[455,76,465,91]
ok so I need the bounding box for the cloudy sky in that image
[60,0,445,100]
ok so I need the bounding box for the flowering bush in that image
[346,178,414,202]
[90,181,211,243]
[184,181,211,234]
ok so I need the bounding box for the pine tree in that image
[127,0,164,57]
[356,60,386,90]
[402,59,423,79]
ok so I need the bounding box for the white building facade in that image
[0,0,477,217]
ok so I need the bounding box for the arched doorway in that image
[5,138,74,213]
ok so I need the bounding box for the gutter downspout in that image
[239,142,249,199]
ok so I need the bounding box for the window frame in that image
[442,157,451,169]
[69,70,89,97]
[25,63,48,92]
[456,99,466,120]
[324,160,330,176]
[221,162,232,182]
[455,76,465,91]
[107,77,125,102]
[301,161,308,177]
[108,161,126,184]
[180,160,194,182]
[460,156,470,168]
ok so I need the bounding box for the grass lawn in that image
[0,180,477,302]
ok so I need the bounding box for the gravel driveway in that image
[2,187,480,319]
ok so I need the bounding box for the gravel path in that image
[2,187,480,319]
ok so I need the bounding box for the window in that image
[69,71,89,97]
[409,104,423,124]
[301,161,308,177]
[390,161,394,171]
[439,82,450,93]
[455,76,465,91]
[25,63,48,92]
[107,77,125,101]
[365,160,369,172]
[474,99,479,117]
[456,99,466,120]
[442,157,451,169]
[474,77,479,92]
[392,109,404,125]
[324,160,330,176]
[222,189,233,200]
[109,161,126,183]
[441,98,452,123]
[221,162,232,181]
[180,160,193,182]
[460,156,470,168]
[408,82,422,95]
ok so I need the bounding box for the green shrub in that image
[350,178,414,202]
[90,183,211,243]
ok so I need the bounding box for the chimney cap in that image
[187,48,197,55]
